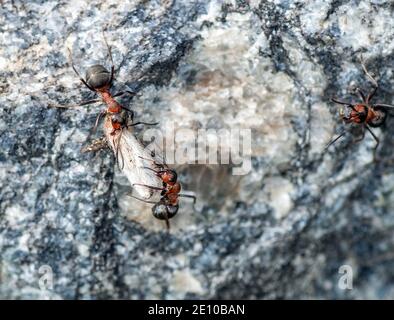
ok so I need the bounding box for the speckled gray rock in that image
[1,0,394,299]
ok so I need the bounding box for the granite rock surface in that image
[1,0,394,299]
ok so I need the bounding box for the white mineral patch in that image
[330,2,394,52]
[5,205,31,228]
[18,233,30,252]
[0,56,7,70]
[300,1,331,35]
[170,269,204,297]
[309,102,335,154]
[264,177,294,219]
[196,0,222,24]
[53,127,75,152]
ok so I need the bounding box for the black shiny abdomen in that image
[85,65,111,89]
[152,203,179,220]
[369,106,387,128]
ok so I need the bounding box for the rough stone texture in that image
[1,0,394,299]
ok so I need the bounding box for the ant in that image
[326,59,394,158]
[129,155,196,230]
[57,31,157,143]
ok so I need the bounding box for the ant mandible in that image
[129,155,196,230]
[326,58,394,158]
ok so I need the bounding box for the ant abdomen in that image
[85,64,111,89]
[152,203,179,220]
[369,107,387,128]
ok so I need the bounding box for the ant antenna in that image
[325,130,347,150]
[67,47,94,91]
[331,98,352,107]
[360,55,378,88]
[102,28,115,84]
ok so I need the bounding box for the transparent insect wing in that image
[145,138,166,166]
[103,115,162,199]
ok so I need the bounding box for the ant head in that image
[86,64,111,90]
[152,199,179,220]
[160,169,177,185]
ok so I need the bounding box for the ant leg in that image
[128,121,159,127]
[178,193,197,204]
[361,57,378,87]
[360,57,379,103]
[128,194,157,204]
[138,156,161,164]
[92,110,107,134]
[374,103,394,109]
[354,126,365,143]
[102,30,115,85]
[164,213,170,231]
[325,130,347,150]
[141,167,168,176]
[113,90,138,98]
[138,157,163,169]
[78,98,101,107]
[366,86,378,104]
[48,98,101,110]
[67,48,95,91]
[133,183,165,192]
[366,125,379,160]
[354,88,367,103]
[82,110,107,148]
[120,105,134,115]
[331,97,353,106]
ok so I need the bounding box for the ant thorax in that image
[340,104,368,124]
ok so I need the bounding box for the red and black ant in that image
[63,33,135,132]
[58,32,157,165]
[129,155,196,230]
[326,59,394,157]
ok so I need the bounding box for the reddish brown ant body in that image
[130,156,196,230]
[59,32,157,138]
[59,32,158,168]
[326,60,394,156]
